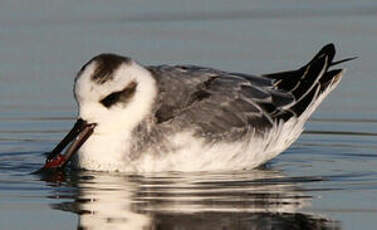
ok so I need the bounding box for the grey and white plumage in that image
[57,44,350,172]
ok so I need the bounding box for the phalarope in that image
[43,44,353,172]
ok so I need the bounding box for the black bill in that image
[38,119,96,171]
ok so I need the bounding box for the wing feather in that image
[147,44,350,138]
[148,65,279,137]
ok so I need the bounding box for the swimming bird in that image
[44,44,353,173]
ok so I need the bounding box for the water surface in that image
[1,0,377,229]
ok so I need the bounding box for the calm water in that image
[1,1,377,229]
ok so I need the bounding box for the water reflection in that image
[47,169,339,230]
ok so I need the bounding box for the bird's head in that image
[74,53,157,134]
[42,54,157,169]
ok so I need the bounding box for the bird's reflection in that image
[47,169,340,230]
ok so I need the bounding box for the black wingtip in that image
[331,56,358,66]
[322,43,336,53]
[312,44,357,67]
[309,43,336,65]
[320,43,336,56]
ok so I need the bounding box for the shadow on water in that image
[39,169,340,230]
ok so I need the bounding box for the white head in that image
[74,54,158,134]
[42,54,158,170]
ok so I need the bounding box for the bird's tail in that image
[263,43,355,121]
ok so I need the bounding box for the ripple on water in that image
[0,116,376,229]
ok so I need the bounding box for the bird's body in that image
[53,44,349,173]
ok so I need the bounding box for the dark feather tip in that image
[331,56,358,66]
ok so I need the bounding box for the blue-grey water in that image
[1,1,376,229]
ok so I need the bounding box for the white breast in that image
[73,117,302,173]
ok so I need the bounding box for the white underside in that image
[74,77,341,173]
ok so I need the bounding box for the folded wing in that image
[148,44,347,139]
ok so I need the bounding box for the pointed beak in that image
[42,119,96,170]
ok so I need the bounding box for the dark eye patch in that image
[100,81,137,108]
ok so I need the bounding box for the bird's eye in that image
[100,91,123,107]
[100,81,137,108]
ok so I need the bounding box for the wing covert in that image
[148,65,294,138]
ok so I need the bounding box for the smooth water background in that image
[1,1,376,229]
